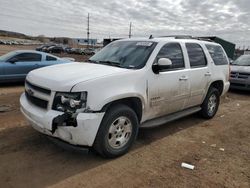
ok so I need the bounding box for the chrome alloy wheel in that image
[207,94,217,115]
[108,116,132,149]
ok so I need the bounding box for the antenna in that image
[87,13,90,48]
[149,35,153,39]
[129,22,132,38]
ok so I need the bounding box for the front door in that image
[147,42,190,119]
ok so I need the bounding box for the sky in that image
[0,0,250,47]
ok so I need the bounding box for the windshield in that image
[232,55,250,66]
[89,41,156,69]
[0,51,18,62]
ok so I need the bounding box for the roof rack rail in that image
[160,35,193,39]
[159,35,214,42]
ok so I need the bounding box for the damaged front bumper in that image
[20,93,105,146]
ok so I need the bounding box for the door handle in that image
[205,72,212,76]
[179,76,188,81]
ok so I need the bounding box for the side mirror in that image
[158,58,172,66]
[152,58,172,74]
[8,58,18,64]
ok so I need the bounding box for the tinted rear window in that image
[205,44,228,65]
[46,55,57,61]
[186,43,207,67]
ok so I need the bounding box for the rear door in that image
[4,53,41,80]
[184,43,211,108]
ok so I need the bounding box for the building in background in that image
[244,50,250,55]
[103,38,122,46]
[73,38,97,46]
[200,36,236,59]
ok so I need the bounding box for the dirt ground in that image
[0,45,250,188]
[0,84,249,188]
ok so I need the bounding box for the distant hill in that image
[0,30,52,43]
[0,30,29,39]
[0,30,75,45]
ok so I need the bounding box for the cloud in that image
[0,0,249,46]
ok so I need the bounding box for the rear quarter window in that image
[46,55,57,61]
[205,44,228,65]
[186,43,207,68]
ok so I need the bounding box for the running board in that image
[140,106,201,128]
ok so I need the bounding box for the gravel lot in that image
[0,45,249,188]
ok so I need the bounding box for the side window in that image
[9,53,42,62]
[186,43,207,68]
[156,43,185,70]
[205,44,228,65]
[46,55,57,61]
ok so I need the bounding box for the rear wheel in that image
[200,87,220,119]
[93,104,139,158]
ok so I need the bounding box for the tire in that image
[200,87,220,119]
[93,104,139,158]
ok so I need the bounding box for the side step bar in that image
[140,106,201,128]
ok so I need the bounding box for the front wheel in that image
[93,104,139,158]
[200,87,220,119]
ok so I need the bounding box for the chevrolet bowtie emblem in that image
[27,88,34,96]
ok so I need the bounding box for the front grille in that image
[25,91,48,109]
[230,72,250,79]
[26,80,51,95]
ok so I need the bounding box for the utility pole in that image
[87,13,90,48]
[129,22,132,38]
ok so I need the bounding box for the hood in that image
[231,65,250,73]
[26,62,129,91]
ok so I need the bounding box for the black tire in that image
[93,104,139,158]
[200,87,220,119]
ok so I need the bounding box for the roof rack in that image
[160,35,193,39]
[159,35,214,42]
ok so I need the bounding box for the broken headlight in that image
[52,92,87,112]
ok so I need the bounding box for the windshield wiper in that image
[98,60,123,68]
[88,59,99,64]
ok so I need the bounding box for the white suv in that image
[20,37,230,157]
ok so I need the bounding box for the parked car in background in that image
[36,44,56,52]
[0,40,6,45]
[36,44,53,51]
[230,55,250,90]
[47,46,64,53]
[0,50,71,83]
[83,48,95,55]
[5,41,12,45]
[64,47,72,53]
[67,48,76,54]
[68,48,84,55]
